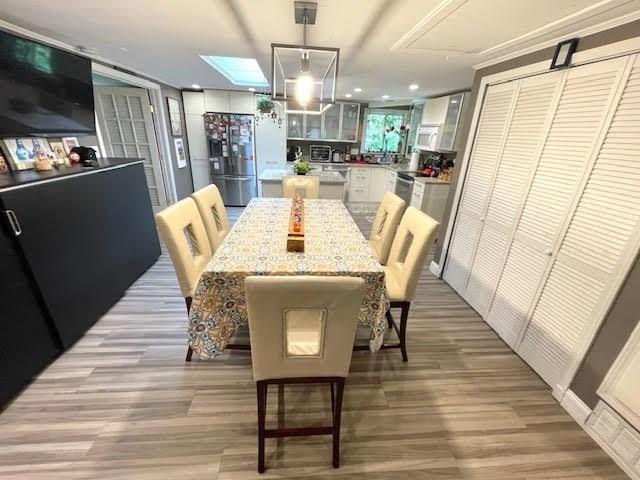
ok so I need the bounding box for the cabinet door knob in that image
[4,210,22,236]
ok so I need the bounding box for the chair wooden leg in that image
[185,297,194,362]
[330,382,335,415]
[332,378,345,469]
[185,346,193,362]
[399,302,410,362]
[385,309,393,329]
[257,381,267,473]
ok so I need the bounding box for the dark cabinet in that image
[0,216,60,408]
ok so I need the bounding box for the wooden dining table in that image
[188,198,389,359]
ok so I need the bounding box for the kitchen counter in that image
[260,168,346,184]
[414,176,451,185]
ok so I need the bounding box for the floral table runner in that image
[188,198,388,359]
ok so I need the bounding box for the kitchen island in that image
[259,168,346,199]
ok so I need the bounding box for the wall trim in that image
[473,9,640,70]
[429,260,442,278]
[560,389,592,426]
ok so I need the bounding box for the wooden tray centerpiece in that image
[287,194,305,252]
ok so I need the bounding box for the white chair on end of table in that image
[245,275,365,473]
[282,175,320,199]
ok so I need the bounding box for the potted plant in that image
[293,159,311,175]
[256,95,274,115]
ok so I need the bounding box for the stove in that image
[395,171,427,204]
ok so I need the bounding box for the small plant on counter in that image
[293,159,311,175]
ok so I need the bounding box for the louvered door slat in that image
[519,55,636,390]
[465,73,560,316]
[443,82,517,292]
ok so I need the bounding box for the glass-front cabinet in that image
[340,103,360,141]
[322,103,341,140]
[439,93,464,151]
[287,113,304,139]
[286,102,361,142]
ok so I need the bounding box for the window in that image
[362,110,407,153]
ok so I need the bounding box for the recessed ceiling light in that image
[382,94,390,99]
[344,93,352,98]
[354,87,362,92]
[409,84,419,91]
[192,84,201,89]
[248,87,256,92]
[199,55,268,87]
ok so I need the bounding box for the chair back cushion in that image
[245,276,364,381]
[191,185,230,251]
[386,207,439,301]
[282,175,320,199]
[155,198,212,298]
[370,192,406,265]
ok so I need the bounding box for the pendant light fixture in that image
[271,1,339,115]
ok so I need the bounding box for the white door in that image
[94,86,167,210]
[518,54,639,392]
[443,81,518,294]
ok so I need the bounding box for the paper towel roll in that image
[409,150,420,171]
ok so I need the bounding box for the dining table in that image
[188,198,389,359]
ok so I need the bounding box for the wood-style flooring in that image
[0,204,626,479]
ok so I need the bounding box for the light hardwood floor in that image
[0,205,626,479]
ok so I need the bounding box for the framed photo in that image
[0,151,8,173]
[61,137,80,154]
[48,139,70,165]
[174,138,187,168]
[551,38,579,70]
[1,138,53,170]
[167,97,183,136]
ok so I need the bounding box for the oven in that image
[395,173,414,205]
[310,145,331,163]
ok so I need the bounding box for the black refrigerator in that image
[205,113,257,206]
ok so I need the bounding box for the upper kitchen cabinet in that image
[183,91,206,115]
[204,90,230,112]
[229,91,255,114]
[287,102,361,142]
[341,103,360,142]
[440,93,464,151]
[322,104,341,140]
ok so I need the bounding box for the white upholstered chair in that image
[384,207,439,361]
[191,184,230,252]
[370,192,406,265]
[245,276,365,472]
[282,175,320,199]
[155,198,212,361]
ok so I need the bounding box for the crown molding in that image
[0,19,181,89]
[473,8,640,70]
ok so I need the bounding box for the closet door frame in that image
[440,37,640,402]
[516,55,637,399]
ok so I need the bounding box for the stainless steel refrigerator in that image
[205,112,257,206]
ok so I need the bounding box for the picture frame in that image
[174,138,187,168]
[551,38,579,70]
[48,139,70,166]
[167,97,183,136]
[1,138,54,171]
[0,151,8,173]
[61,137,80,154]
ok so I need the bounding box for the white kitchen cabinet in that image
[410,180,450,223]
[305,114,322,139]
[368,168,388,202]
[341,103,360,142]
[287,102,360,142]
[348,167,371,202]
[183,91,206,115]
[228,91,255,114]
[385,170,397,193]
[322,103,341,140]
[421,96,449,125]
[439,93,464,151]
[204,90,230,112]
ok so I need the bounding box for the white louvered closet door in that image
[464,72,564,318]
[443,82,517,294]
[519,55,639,392]
[485,57,627,352]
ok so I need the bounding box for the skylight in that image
[199,56,269,87]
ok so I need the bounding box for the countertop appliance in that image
[310,145,331,162]
[332,150,345,163]
[206,112,256,206]
[395,171,428,204]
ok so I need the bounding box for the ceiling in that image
[1,0,639,101]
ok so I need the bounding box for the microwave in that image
[415,124,441,151]
[310,145,331,162]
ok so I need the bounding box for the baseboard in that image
[560,389,592,426]
[429,260,441,278]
